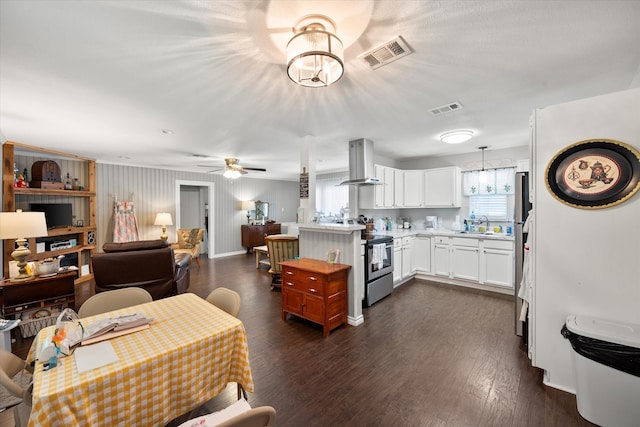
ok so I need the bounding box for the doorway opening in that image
[175,180,215,258]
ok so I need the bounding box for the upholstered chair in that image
[172,228,205,267]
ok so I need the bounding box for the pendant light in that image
[478,146,488,185]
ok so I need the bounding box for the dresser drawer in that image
[282,278,324,296]
[283,268,327,286]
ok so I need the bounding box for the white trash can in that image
[562,315,640,427]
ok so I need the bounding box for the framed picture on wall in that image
[545,139,640,209]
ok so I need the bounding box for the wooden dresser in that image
[241,223,281,253]
[280,258,351,337]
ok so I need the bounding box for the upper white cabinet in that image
[393,169,404,208]
[360,164,395,209]
[403,170,424,207]
[424,166,461,208]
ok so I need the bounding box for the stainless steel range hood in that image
[340,139,379,185]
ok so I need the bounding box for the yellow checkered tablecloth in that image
[27,293,254,427]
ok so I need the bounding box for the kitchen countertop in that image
[377,229,515,241]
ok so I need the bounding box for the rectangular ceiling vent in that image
[358,35,414,70]
[429,101,464,116]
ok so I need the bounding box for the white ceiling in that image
[1,0,639,181]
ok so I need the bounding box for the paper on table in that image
[75,341,119,373]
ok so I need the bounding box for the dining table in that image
[26,292,254,427]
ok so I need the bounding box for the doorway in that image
[175,180,215,258]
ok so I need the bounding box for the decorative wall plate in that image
[545,139,640,209]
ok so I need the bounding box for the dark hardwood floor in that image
[6,254,595,427]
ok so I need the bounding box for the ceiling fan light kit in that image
[440,130,474,144]
[286,15,344,88]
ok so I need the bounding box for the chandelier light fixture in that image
[440,130,474,144]
[286,15,344,88]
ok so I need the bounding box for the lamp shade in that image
[240,201,254,211]
[0,211,48,239]
[154,212,173,226]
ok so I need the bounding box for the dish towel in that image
[371,243,387,270]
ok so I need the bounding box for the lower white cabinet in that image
[432,236,451,277]
[414,236,431,274]
[481,240,514,287]
[401,236,414,279]
[451,238,480,281]
[393,242,402,284]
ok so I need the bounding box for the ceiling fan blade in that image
[242,167,267,172]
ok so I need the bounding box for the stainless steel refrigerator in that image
[514,172,531,337]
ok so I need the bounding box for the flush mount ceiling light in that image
[440,130,474,144]
[286,15,344,88]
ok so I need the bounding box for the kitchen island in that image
[297,223,365,327]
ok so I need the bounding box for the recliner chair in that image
[92,239,190,300]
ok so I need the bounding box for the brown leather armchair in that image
[91,239,190,300]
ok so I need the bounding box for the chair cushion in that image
[178,229,202,249]
[103,239,168,253]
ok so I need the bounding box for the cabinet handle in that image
[309,276,317,281]
[309,288,318,293]
[286,271,294,275]
[286,282,294,287]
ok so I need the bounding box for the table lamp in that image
[154,212,173,241]
[0,210,48,281]
[240,201,254,224]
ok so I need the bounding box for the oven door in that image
[366,241,394,281]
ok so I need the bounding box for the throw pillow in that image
[183,228,200,249]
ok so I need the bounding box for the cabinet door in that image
[433,244,450,277]
[482,248,514,287]
[393,246,402,283]
[414,237,431,273]
[394,169,404,207]
[382,166,395,208]
[452,245,479,281]
[282,288,304,315]
[401,243,413,279]
[424,167,461,207]
[303,294,324,323]
[403,170,424,207]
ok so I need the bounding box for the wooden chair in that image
[265,234,299,291]
[172,228,205,268]
[0,349,33,427]
[206,287,241,317]
[78,287,153,317]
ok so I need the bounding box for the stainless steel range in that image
[363,234,394,306]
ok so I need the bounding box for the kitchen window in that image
[316,175,349,218]
[463,167,514,220]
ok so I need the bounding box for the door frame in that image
[175,179,215,258]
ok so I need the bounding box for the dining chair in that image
[205,287,241,317]
[265,234,299,291]
[78,287,153,317]
[172,228,205,267]
[178,398,276,427]
[0,349,33,427]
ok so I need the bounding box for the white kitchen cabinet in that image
[393,239,402,284]
[432,236,451,277]
[424,166,462,207]
[360,164,396,209]
[401,236,414,279]
[403,170,424,207]
[394,169,404,207]
[451,237,480,281]
[414,236,431,274]
[481,239,514,287]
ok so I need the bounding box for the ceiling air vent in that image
[358,35,414,70]
[429,101,464,116]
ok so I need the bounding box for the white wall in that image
[531,88,640,392]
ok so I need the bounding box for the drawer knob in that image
[286,271,294,275]
[286,282,294,286]
[309,288,317,293]
[309,276,317,281]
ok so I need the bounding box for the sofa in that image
[92,239,190,300]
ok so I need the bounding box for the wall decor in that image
[545,139,640,209]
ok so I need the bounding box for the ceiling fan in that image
[198,158,266,179]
